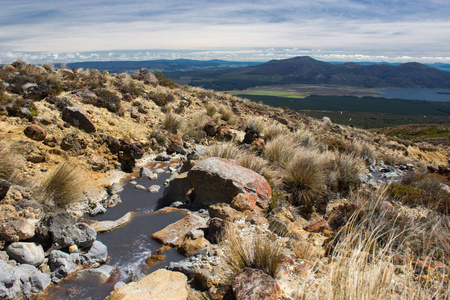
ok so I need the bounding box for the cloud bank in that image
[1,0,450,63]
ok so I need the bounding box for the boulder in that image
[15,264,51,296]
[62,107,96,133]
[151,214,206,248]
[0,179,11,201]
[232,268,281,300]
[52,222,97,249]
[24,124,47,141]
[60,133,88,152]
[179,236,210,257]
[117,139,144,172]
[205,218,227,244]
[203,121,217,137]
[187,157,271,208]
[161,172,193,205]
[6,242,45,266]
[110,269,188,300]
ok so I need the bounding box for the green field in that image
[237,94,450,128]
[231,90,306,98]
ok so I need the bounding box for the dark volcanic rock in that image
[0,179,11,201]
[62,107,96,133]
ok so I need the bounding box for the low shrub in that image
[94,88,121,113]
[148,92,175,107]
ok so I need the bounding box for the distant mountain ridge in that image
[186,56,450,90]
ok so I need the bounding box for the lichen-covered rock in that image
[62,106,96,133]
[6,242,45,266]
[187,157,271,209]
[24,124,47,141]
[233,268,281,300]
[110,269,188,300]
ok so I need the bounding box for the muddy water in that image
[45,167,186,299]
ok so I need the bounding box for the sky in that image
[1,0,450,64]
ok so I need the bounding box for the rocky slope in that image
[0,60,449,299]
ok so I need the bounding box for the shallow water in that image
[44,167,186,299]
[379,88,450,102]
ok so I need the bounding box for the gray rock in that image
[103,194,122,208]
[140,167,153,178]
[89,202,106,216]
[0,251,9,262]
[49,250,81,281]
[0,260,21,299]
[83,241,108,266]
[148,185,161,193]
[195,145,208,155]
[74,265,113,284]
[52,222,97,249]
[30,269,51,291]
[6,242,45,266]
[155,152,171,161]
[15,264,51,296]
[107,182,124,195]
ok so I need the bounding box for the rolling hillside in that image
[187,56,450,90]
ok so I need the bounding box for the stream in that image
[43,163,186,299]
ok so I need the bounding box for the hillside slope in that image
[188,56,450,90]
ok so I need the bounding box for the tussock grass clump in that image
[329,152,364,193]
[206,142,241,160]
[205,103,217,117]
[347,139,377,162]
[220,225,285,285]
[164,112,183,133]
[262,121,287,140]
[218,105,233,122]
[0,144,23,181]
[37,161,88,208]
[263,134,297,165]
[282,148,328,212]
[292,128,317,149]
[237,153,270,175]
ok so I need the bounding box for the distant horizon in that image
[2,49,450,66]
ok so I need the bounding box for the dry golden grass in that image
[205,103,217,117]
[0,143,24,183]
[296,188,450,300]
[218,104,234,122]
[263,134,297,165]
[292,129,318,149]
[36,161,89,208]
[164,112,183,133]
[237,152,270,175]
[205,142,241,160]
[220,224,285,285]
[262,121,288,140]
[329,152,364,193]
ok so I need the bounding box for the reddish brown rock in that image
[203,120,217,137]
[188,157,271,208]
[303,219,329,233]
[62,106,96,133]
[24,124,47,141]
[232,268,281,300]
[231,193,257,212]
[167,134,184,154]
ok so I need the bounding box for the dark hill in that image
[187,56,450,90]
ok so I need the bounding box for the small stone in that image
[148,185,161,193]
[135,184,146,190]
[0,179,11,201]
[130,181,138,185]
[148,173,158,180]
[68,245,78,253]
[233,268,281,300]
[155,169,166,174]
[303,219,330,233]
[24,125,47,141]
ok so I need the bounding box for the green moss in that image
[387,183,425,200]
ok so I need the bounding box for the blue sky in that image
[1,0,450,64]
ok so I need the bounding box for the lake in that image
[379,88,450,102]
